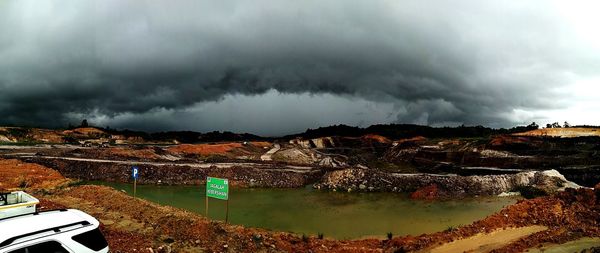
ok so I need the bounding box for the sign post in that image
[206,176,229,223]
[132,166,139,198]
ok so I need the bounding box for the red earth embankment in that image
[167,143,243,155]
[0,158,68,191]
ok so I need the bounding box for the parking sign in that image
[132,166,139,179]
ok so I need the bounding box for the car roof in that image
[0,209,99,247]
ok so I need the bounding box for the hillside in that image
[0,127,266,145]
[513,127,600,138]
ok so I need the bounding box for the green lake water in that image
[91,182,518,239]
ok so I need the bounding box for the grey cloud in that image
[0,0,597,133]
[84,90,397,136]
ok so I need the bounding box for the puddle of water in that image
[527,237,600,253]
[91,181,518,239]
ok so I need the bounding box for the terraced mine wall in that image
[385,147,600,187]
[314,168,579,198]
[557,166,600,187]
[19,157,584,198]
[23,157,324,188]
[415,164,600,187]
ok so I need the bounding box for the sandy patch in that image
[423,226,547,253]
[513,128,600,138]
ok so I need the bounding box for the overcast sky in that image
[1,1,599,136]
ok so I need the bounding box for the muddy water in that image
[91,182,518,239]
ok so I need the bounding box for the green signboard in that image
[206,177,229,200]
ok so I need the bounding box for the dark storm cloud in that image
[0,0,597,133]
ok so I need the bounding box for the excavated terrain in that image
[315,168,578,198]
[383,135,600,187]
[1,158,599,252]
[0,158,69,191]
[2,126,600,251]
[24,157,324,188]
[0,137,592,198]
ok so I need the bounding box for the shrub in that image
[18,178,29,189]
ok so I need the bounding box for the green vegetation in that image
[65,180,86,188]
[17,177,28,189]
[290,123,541,140]
[3,127,31,138]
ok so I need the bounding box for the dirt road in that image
[260,143,281,161]
[422,226,547,253]
[13,154,315,173]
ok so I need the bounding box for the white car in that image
[0,209,109,253]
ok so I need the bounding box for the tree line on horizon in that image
[5,119,599,144]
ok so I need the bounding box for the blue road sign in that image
[132,166,139,179]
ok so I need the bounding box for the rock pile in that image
[26,158,323,188]
[314,168,581,198]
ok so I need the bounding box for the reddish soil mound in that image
[30,129,64,143]
[490,135,534,146]
[437,138,462,146]
[393,136,427,146]
[0,158,68,190]
[63,127,106,135]
[167,143,243,155]
[410,184,439,200]
[105,147,161,160]
[361,134,392,144]
[250,141,272,148]
[65,147,162,161]
[100,228,154,253]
